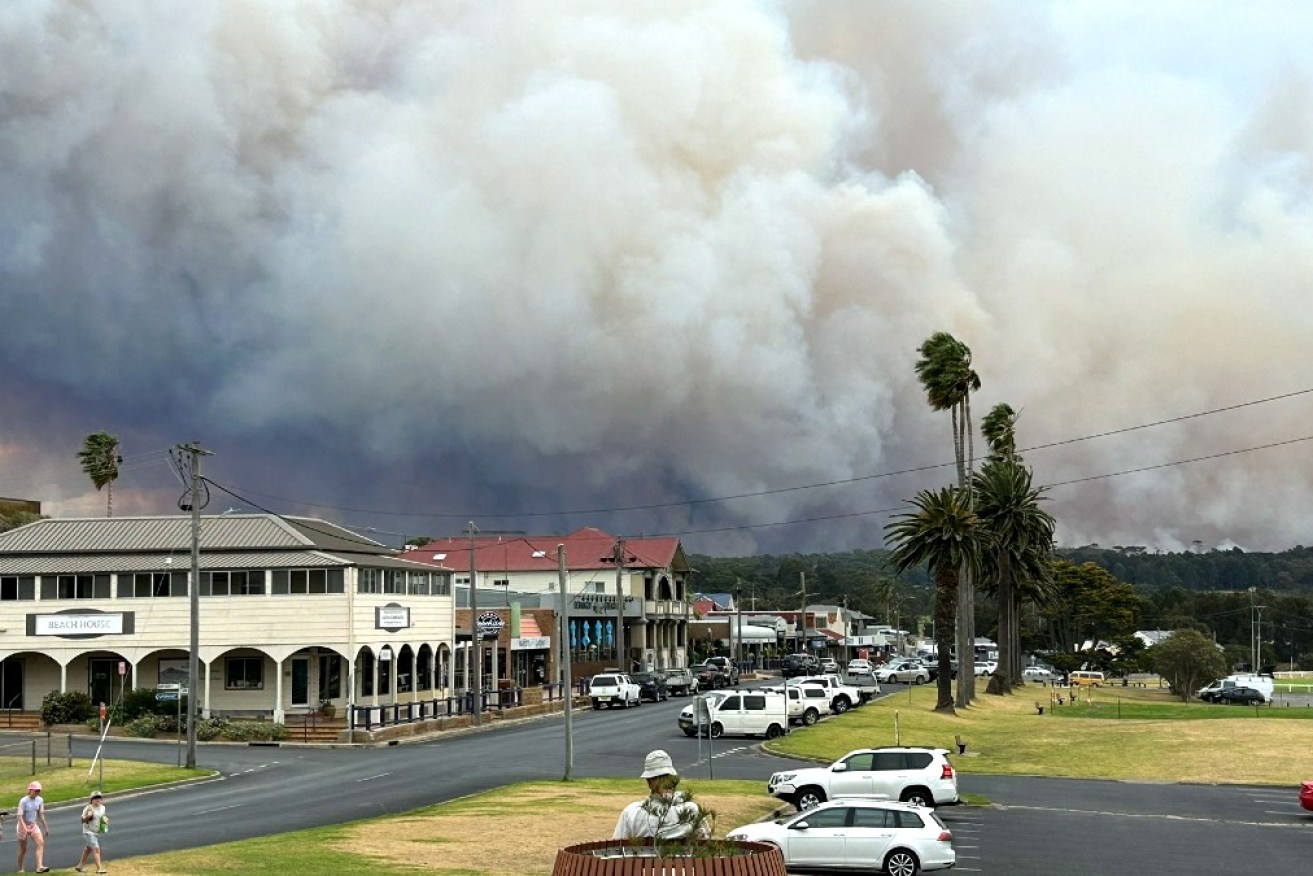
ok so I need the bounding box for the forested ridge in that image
[689,544,1313,668]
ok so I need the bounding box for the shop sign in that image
[511,636,551,651]
[29,611,133,638]
[476,611,506,639]
[375,604,411,632]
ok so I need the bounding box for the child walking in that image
[74,790,108,874]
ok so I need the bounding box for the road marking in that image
[356,772,391,782]
[194,803,240,815]
[1000,802,1313,829]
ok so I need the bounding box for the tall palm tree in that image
[981,403,1019,464]
[77,431,121,517]
[885,486,986,713]
[915,332,982,706]
[973,459,1055,694]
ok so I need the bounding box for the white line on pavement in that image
[356,772,391,782]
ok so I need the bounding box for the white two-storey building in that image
[0,514,453,722]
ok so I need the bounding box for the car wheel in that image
[709,721,724,739]
[796,787,826,810]
[683,729,696,737]
[915,674,927,685]
[900,786,933,807]
[833,698,849,714]
[802,708,819,726]
[765,723,784,739]
[592,701,601,710]
[884,848,920,876]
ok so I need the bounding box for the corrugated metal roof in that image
[0,550,350,576]
[0,514,390,555]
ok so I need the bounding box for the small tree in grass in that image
[1153,629,1227,701]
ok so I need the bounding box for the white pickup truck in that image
[588,673,641,709]
[795,674,874,713]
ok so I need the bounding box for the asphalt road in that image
[2,690,1306,874]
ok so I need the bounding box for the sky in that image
[2,1,1312,557]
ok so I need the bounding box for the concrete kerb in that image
[42,769,224,813]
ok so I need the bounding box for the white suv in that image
[588,673,641,709]
[768,746,959,811]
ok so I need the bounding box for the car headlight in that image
[772,772,796,784]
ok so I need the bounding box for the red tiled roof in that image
[403,527,683,572]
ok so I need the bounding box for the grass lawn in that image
[6,760,210,805]
[768,683,1313,785]
[95,779,782,876]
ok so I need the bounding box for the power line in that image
[204,386,1313,521]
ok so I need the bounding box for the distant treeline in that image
[688,544,1313,668]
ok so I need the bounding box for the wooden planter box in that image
[552,839,786,875]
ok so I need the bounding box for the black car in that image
[1214,686,1265,705]
[631,671,668,702]
[781,654,819,678]
[693,663,727,689]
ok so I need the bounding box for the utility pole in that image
[468,522,481,727]
[1256,604,1266,673]
[614,540,627,670]
[557,544,573,780]
[798,571,808,654]
[179,441,211,770]
[734,578,742,671]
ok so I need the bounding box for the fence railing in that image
[348,684,574,732]
[0,733,73,781]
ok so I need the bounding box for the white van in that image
[692,691,790,739]
[1197,674,1274,703]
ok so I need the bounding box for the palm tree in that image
[914,332,981,706]
[885,486,986,713]
[973,459,1055,694]
[981,403,1019,464]
[77,432,121,517]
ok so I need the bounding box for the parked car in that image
[630,671,668,702]
[782,653,820,678]
[693,662,729,689]
[588,673,641,710]
[784,681,834,724]
[846,658,873,675]
[973,661,997,677]
[819,657,839,673]
[757,684,821,726]
[705,655,741,684]
[727,799,956,876]
[877,660,931,685]
[795,674,873,711]
[767,746,959,811]
[1197,674,1274,703]
[1022,666,1054,682]
[1300,780,1313,812]
[1212,686,1266,705]
[662,667,699,696]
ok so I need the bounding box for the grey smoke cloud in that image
[2,1,1311,555]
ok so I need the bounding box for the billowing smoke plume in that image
[2,1,1311,554]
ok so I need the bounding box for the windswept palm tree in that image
[885,486,986,713]
[981,403,1019,464]
[914,332,981,706]
[973,459,1055,693]
[77,432,121,517]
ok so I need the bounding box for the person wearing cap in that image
[16,780,51,873]
[74,790,108,874]
[612,750,710,841]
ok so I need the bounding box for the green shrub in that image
[109,687,165,724]
[124,714,163,738]
[194,717,228,741]
[220,720,289,742]
[40,690,95,726]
